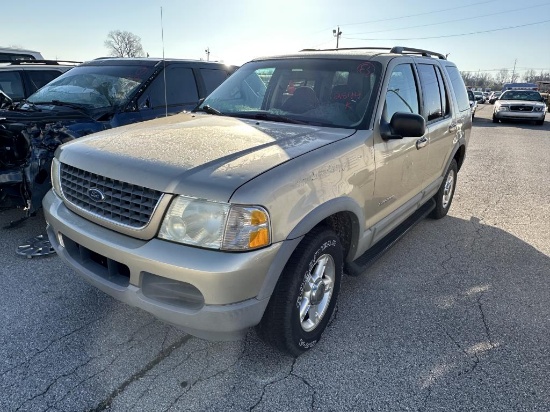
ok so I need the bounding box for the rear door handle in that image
[449,123,457,133]
[416,136,428,149]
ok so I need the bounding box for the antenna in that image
[161,6,168,117]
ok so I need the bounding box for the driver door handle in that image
[416,136,428,150]
[449,123,458,133]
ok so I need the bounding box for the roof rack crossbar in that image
[300,47,392,52]
[390,46,446,60]
[299,46,446,59]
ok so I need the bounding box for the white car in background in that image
[493,90,547,125]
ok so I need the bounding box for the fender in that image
[286,196,364,260]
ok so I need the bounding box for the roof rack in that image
[0,59,81,65]
[389,46,446,60]
[300,47,391,52]
[299,46,446,60]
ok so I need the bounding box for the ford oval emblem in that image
[88,188,105,203]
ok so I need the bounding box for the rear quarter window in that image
[444,65,469,112]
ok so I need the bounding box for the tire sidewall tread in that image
[256,227,343,356]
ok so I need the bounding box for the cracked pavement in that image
[1,105,549,411]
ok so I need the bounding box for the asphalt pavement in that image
[1,104,548,411]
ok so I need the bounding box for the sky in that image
[2,0,549,79]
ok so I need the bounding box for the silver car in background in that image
[493,90,547,125]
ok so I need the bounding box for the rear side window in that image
[144,66,199,108]
[417,64,450,122]
[0,71,25,100]
[444,65,469,112]
[27,70,63,94]
[200,68,229,95]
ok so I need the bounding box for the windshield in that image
[500,90,542,101]
[199,58,383,128]
[27,64,156,110]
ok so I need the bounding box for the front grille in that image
[510,105,533,112]
[60,163,162,229]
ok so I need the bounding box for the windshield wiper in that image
[15,100,41,112]
[31,100,92,117]
[235,112,308,125]
[201,105,223,115]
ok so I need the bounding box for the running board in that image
[344,198,436,277]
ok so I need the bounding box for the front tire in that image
[535,119,544,126]
[256,228,343,356]
[492,115,499,123]
[429,159,458,220]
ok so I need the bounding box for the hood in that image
[58,112,356,201]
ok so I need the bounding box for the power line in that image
[343,19,550,41]
[340,0,500,26]
[310,0,500,35]
[346,3,549,35]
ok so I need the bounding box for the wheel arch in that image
[256,198,363,302]
[287,197,363,264]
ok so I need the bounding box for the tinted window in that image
[27,70,64,94]
[0,71,25,100]
[417,64,442,122]
[384,64,419,122]
[444,65,469,112]
[144,66,198,108]
[417,64,450,122]
[435,67,449,117]
[200,68,229,95]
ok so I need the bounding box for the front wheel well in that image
[315,212,356,262]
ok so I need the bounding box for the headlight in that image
[158,196,271,251]
[51,158,62,197]
[496,105,509,112]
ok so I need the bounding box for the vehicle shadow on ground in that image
[1,212,548,411]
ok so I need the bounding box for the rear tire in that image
[429,159,457,220]
[256,228,343,356]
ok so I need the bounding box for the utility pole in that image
[511,58,517,82]
[205,47,210,61]
[333,26,342,49]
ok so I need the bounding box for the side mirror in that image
[381,112,426,140]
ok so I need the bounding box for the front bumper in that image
[493,110,546,121]
[43,190,300,340]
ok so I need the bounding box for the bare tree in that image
[104,30,145,57]
[523,69,537,83]
[496,69,509,85]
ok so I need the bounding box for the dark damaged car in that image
[0,57,237,213]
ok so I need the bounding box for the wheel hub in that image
[309,280,326,305]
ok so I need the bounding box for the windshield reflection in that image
[27,65,155,111]
[200,58,382,128]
